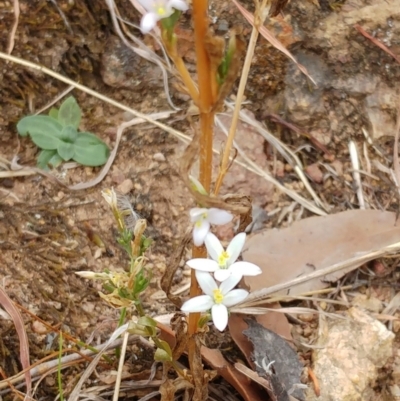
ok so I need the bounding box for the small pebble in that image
[305,163,324,183]
[32,321,47,334]
[153,152,166,162]
[117,178,134,195]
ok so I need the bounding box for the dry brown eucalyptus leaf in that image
[201,346,266,401]
[243,210,400,296]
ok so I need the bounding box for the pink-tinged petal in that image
[207,208,233,225]
[193,220,210,246]
[220,272,242,294]
[226,232,246,265]
[169,0,189,11]
[189,207,207,222]
[214,268,232,282]
[181,295,214,313]
[211,304,228,331]
[140,12,158,33]
[231,261,262,276]
[195,270,218,296]
[223,289,248,307]
[187,258,218,272]
[204,233,224,262]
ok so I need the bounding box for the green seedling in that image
[17,96,110,169]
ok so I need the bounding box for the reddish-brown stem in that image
[188,0,216,382]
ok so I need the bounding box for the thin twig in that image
[349,141,366,209]
[355,24,400,66]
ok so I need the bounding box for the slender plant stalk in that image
[188,0,216,379]
[214,0,269,195]
[164,42,199,103]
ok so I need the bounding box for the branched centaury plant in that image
[76,1,265,399]
[76,189,184,370]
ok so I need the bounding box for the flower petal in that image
[187,258,218,272]
[195,270,218,296]
[226,232,246,265]
[223,289,248,307]
[181,295,214,313]
[207,208,233,225]
[211,304,228,331]
[220,272,242,294]
[231,261,262,276]
[214,268,232,282]
[189,207,206,222]
[140,12,158,33]
[136,0,156,12]
[204,233,224,262]
[193,220,210,246]
[169,0,189,11]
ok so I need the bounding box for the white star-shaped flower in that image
[181,270,248,331]
[137,0,189,34]
[187,232,262,281]
[190,208,233,247]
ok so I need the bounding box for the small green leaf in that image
[127,322,151,336]
[37,150,63,169]
[50,153,64,168]
[49,107,59,120]
[17,115,63,138]
[58,96,81,128]
[30,131,62,150]
[75,132,106,145]
[154,339,173,361]
[154,348,172,362]
[137,316,157,329]
[37,149,56,169]
[158,340,172,357]
[73,133,110,166]
[57,142,75,161]
[60,126,78,143]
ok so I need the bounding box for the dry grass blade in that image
[7,0,20,54]
[355,24,400,66]
[0,287,31,400]
[230,107,328,210]
[215,115,327,216]
[68,323,130,401]
[239,241,400,307]
[232,0,316,85]
[393,107,400,194]
[0,336,138,392]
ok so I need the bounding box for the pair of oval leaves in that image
[17,96,110,168]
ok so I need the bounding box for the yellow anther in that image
[157,6,166,15]
[218,251,229,268]
[213,289,224,304]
